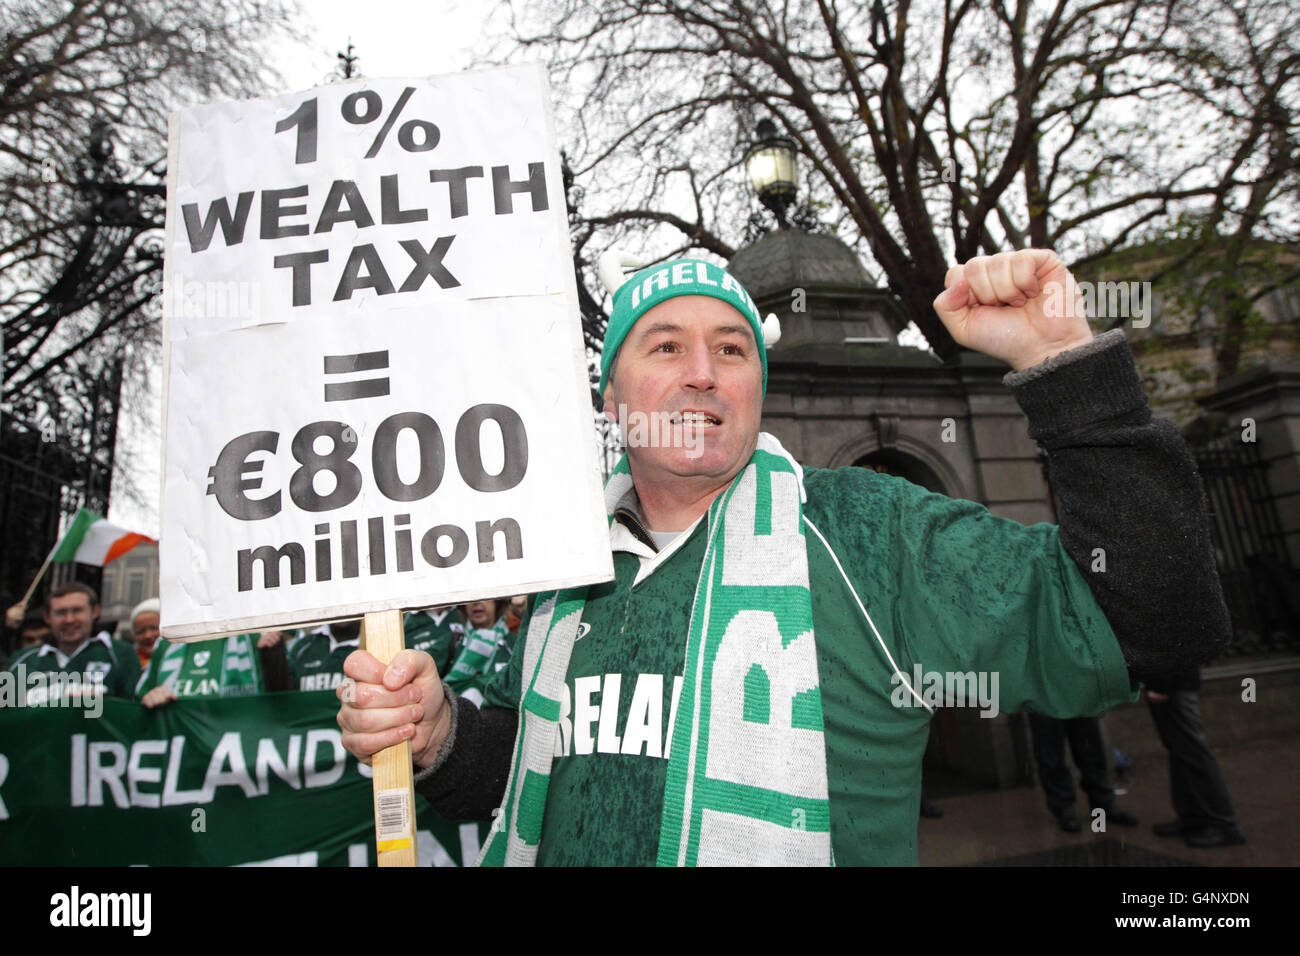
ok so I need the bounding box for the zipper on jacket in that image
[614,507,658,552]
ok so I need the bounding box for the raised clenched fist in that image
[932,249,1093,371]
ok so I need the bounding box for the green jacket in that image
[403,608,465,678]
[482,466,1134,865]
[4,633,141,702]
[287,628,358,692]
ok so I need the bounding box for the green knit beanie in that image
[599,257,768,396]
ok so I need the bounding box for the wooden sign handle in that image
[362,609,418,867]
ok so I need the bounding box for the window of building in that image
[127,573,145,607]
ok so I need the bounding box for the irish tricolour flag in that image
[49,509,155,566]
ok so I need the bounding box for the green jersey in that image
[287,627,359,692]
[136,634,264,699]
[483,466,1135,866]
[403,608,464,677]
[4,633,141,702]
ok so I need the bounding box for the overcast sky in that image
[274,0,506,89]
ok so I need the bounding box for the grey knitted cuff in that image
[1002,328,1127,387]
[1004,327,1149,443]
[412,683,459,782]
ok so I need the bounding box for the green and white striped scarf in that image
[220,635,259,694]
[445,620,509,689]
[479,433,832,866]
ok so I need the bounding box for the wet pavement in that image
[918,735,1298,866]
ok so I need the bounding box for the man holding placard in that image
[337,247,1229,866]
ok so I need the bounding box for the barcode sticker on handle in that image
[376,788,411,849]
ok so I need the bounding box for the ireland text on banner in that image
[0,692,487,866]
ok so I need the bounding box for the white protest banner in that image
[160,64,612,639]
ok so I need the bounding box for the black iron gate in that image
[1193,437,1300,656]
[0,422,111,625]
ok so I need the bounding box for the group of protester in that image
[2,583,526,711]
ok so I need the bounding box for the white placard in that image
[160,64,611,639]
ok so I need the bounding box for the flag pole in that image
[18,553,54,609]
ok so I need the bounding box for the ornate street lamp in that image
[744,118,798,228]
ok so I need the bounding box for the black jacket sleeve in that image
[1006,329,1232,685]
[413,695,517,821]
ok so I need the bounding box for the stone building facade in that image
[99,540,159,639]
